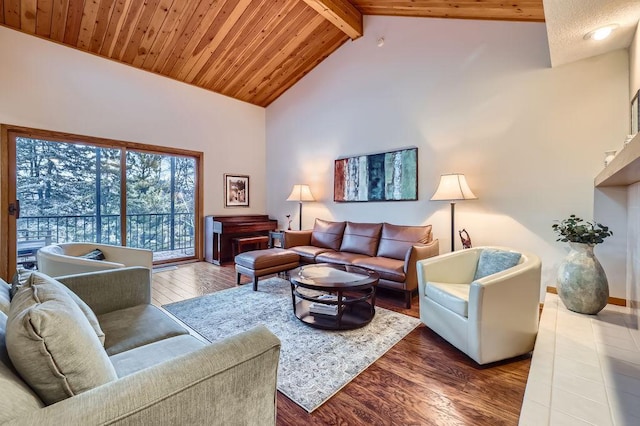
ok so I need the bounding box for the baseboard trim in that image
[546,286,626,307]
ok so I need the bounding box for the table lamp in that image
[286,184,315,230]
[430,173,477,251]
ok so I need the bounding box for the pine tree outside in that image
[16,137,196,266]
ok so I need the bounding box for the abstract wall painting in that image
[334,148,418,202]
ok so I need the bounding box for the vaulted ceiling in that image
[0,1,545,106]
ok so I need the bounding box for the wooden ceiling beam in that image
[350,1,545,23]
[301,0,362,40]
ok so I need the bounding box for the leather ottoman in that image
[235,248,300,291]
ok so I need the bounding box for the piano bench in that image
[235,248,300,291]
[232,236,270,258]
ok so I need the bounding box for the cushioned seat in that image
[235,248,300,290]
[353,257,406,282]
[424,282,470,317]
[418,246,542,365]
[315,251,370,265]
[98,305,189,356]
[109,335,206,377]
[288,245,334,262]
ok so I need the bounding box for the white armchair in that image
[37,243,153,277]
[417,246,541,365]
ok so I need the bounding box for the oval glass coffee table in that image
[289,263,380,330]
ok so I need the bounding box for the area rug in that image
[163,278,420,412]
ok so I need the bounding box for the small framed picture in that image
[632,90,639,135]
[224,174,249,207]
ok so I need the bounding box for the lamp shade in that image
[430,174,477,201]
[286,184,315,202]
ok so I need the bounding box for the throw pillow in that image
[473,249,522,281]
[6,280,117,405]
[81,249,105,260]
[28,272,106,345]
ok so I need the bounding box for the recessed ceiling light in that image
[584,24,619,41]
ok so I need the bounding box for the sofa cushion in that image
[425,282,470,317]
[310,219,346,250]
[0,360,44,422]
[98,305,189,356]
[27,272,106,345]
[377,223,432,260]
[352,257,406,282]
[339,222,383,257]
[288,246,334,262]
[0,311,44,423]
[473,249,522,280]
[315,251,370,265]
[6,279,117,405]
[110,334,206,377]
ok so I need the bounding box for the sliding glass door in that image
[16,139,122,250]
[126,152,196,261]
[3,126,201,276]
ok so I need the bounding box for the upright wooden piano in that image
[204,215,277,265]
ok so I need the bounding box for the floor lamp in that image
[286,184,315,230]
[430,174,477,251]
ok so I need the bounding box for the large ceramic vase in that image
[556,242,609,315]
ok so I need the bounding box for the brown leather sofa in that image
[284,219,439,308]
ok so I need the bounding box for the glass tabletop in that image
[293,263,378,287]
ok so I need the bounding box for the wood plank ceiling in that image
[0,1,544,107]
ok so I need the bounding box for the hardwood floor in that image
[152,262,531,425]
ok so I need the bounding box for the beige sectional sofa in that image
[0,267,280,425]
[284,219,439,307]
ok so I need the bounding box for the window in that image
[2,125,202,275]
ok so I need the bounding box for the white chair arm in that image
[96,246,153,269]
[467,252,541,363]
[37,243,153,277]
[417,248,481,294]
[60,243,153,270]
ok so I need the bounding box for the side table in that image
[268,230,285,248]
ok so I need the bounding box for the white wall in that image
[631,20,640,97]
[627,21,639,311]
[628,183,640,311]
[266,16,629,298]
[0,27,266,217]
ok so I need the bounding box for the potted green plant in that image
[552,215,613,314]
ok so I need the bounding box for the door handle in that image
[8,200,20,219]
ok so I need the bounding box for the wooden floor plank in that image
[151,261,530,425]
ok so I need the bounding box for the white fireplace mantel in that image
[596,133,640,187]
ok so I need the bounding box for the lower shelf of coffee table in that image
[294,299,375,330]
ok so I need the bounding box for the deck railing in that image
[17,213,195,253]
